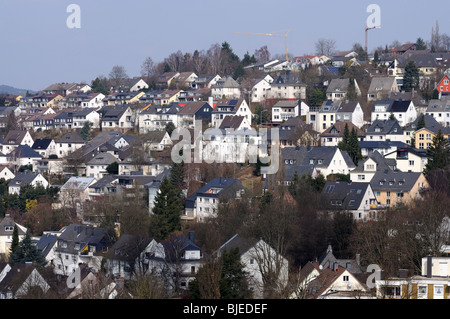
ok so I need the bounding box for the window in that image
[396,192,404,198]
[343,276,349,282]
[419,134,424,140]
[384,286,401,298]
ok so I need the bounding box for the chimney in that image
[188,231,195,243]
[356,254,360,266]
[426,256,432,278]
[333,262,338,272]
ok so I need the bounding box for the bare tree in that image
[109,65,128,90]
[315,38,337,57]
[164,50,184,73]
[254,45,271,63]
[206,43,225,75]
[140,57,156,85]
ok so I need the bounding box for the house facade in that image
[216,234,289,299]
[370,171,429,208]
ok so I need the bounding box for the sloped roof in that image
[36,233,58,258]
[0,264,38,295]
[31,138,53,150]
[3,130,29,145]
[219,115,245,130]
[0,215,27,236]
[9,144,42,158]
[8,172,44,188]
[217,233,257,256]
[86,152,118,165]
[351,150,396,173]
[108,234,153,262]
[326,78,351,93]
[366,119,403,135]
[320,121,365,137]
[322,180,370,210]
[61,176,96,191]
[281,146,355,169]
[55,131,85,144]
[368,77,397,94]
[370,171,423,192]
[177,101,210,115]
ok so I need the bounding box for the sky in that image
[0,0,449,91]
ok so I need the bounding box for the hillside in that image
[0,84,33,95]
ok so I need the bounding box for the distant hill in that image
[0,84,34,96]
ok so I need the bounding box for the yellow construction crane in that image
[234,29,291,61]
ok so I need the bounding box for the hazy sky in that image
[0,0,448,91]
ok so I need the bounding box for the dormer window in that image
[4,226,13,232]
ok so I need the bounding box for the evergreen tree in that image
[219,247,251,299]
[415,37,427,50]
[9,225,19,255]
[338,124,362,165]
[149,176,183,241]
[91,77,109,95]
[424,130,450,174]
[80,121,92,141]
[337,123,350,153]
[416,114,426,130]
[9,231,45,266]
[346,77,357,101]
[403,61,420,92]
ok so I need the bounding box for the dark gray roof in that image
[322,180,370,211]
[373,99,413,113]
[217,233,257,256]
[368,77,397,94]
[404,114,450,134]
[351,151,396,173]
[370,171,423,192]
[326,78,351,93]
[55,131,85,144]
[36,233,58,258]
[8,172,43,187]
[9,144,42,158]
[108,234,153,262]
[56,224,111,255]
[366,119,403,135]
[31,138,53,150]
[86,152,118,165]
[281,146,355,169]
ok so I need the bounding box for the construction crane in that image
[234,29,291,61]
[365,25,381,56]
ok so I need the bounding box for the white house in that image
[71,108,101,129]
[184,177,246,222]
[2,130,34,155]
[211,76,241,99]
[0,215,27,256]
[0,166,15,181]
[8,172,49,195]
[217,234,289,299]
[250,75,273,103]
[85,152,118,180]
[212,98,253,128]
[326,78,361,101]
[281,146,356,179]
[322,180,378,221]
[371,99,417,127]
[55,131,86,158]
[105,234,164,280]
[271,100,299,123]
